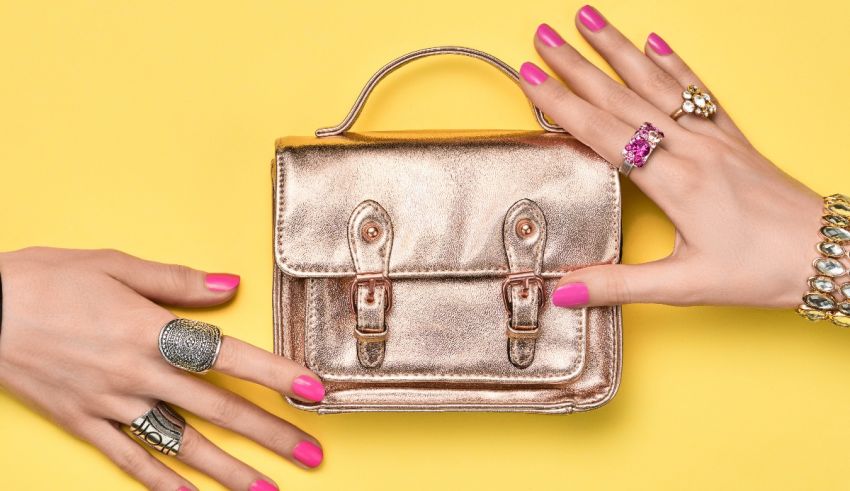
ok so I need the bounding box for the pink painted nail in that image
[293,441,324,468]
[519,62,548,85]
[647,32,673,55]
[177,487,191,491]
[292,375,326,402]
[552,282,590,308]
[536,23,565,47]
[249,479,278,491]
[578,5,606,32]
[204,273,240,292]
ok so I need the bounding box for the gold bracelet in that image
[796,193,850,326]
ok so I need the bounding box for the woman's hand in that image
[518,5,834,310]
[0,247,325,491]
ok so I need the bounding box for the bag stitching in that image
[577,166,621,404]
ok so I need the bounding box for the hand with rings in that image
[0,247,325,490]
[517,5,827,310]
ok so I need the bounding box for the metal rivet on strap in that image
[361,221,382,242]
[515,218,536,238]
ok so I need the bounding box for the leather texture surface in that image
[272,129,623,413]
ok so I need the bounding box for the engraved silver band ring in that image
[158,318,223,373]
[128,401,186,456]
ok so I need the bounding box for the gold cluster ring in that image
[671,85,717,120]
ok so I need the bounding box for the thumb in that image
[551,258,687,308]
[95,249,240,308]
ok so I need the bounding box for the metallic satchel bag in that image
[272,46,622,414]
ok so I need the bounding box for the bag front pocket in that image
[303,276,587,385]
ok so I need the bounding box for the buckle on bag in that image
[354,326,388,342]
[349,272,393,314]
[505,320,540,339]
[501,271,544,314]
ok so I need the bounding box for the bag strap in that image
[502,199,547,368]
[347,200,394,368]
[314,46,566,137]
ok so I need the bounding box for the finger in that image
[94,249,240,308]
[532,23,692,155]
[644,32,749,142]
[156,374,324,469]
[517,61,690,212]
[214,335,326,404]
[79,420,197,491]
[574,5,728,140]
[177,424,280,491]
[112,398,282,491]
[550,258,694,307]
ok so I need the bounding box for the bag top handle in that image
[314,46,566,137]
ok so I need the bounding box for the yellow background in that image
[1,1,849,489]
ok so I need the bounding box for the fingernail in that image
[552,282,590,308]
[578,5,606,32]
[204,273,240,292]
[519,62,548,85]
[293,441,324,468]
[249,479,278,491]
[647,32,673,55]
[292,375,326,402]
[177,487,192,491]
[536,23,565,47]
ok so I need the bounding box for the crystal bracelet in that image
[796,194,850,327]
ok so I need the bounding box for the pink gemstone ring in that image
[619,122,664,177]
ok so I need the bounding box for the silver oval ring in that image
[129,401,186,456]
[158,318,222,373]
[671,85,716,120]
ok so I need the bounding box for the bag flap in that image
[274,130,621,278]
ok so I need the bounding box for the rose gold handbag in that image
[272,46,622,414]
